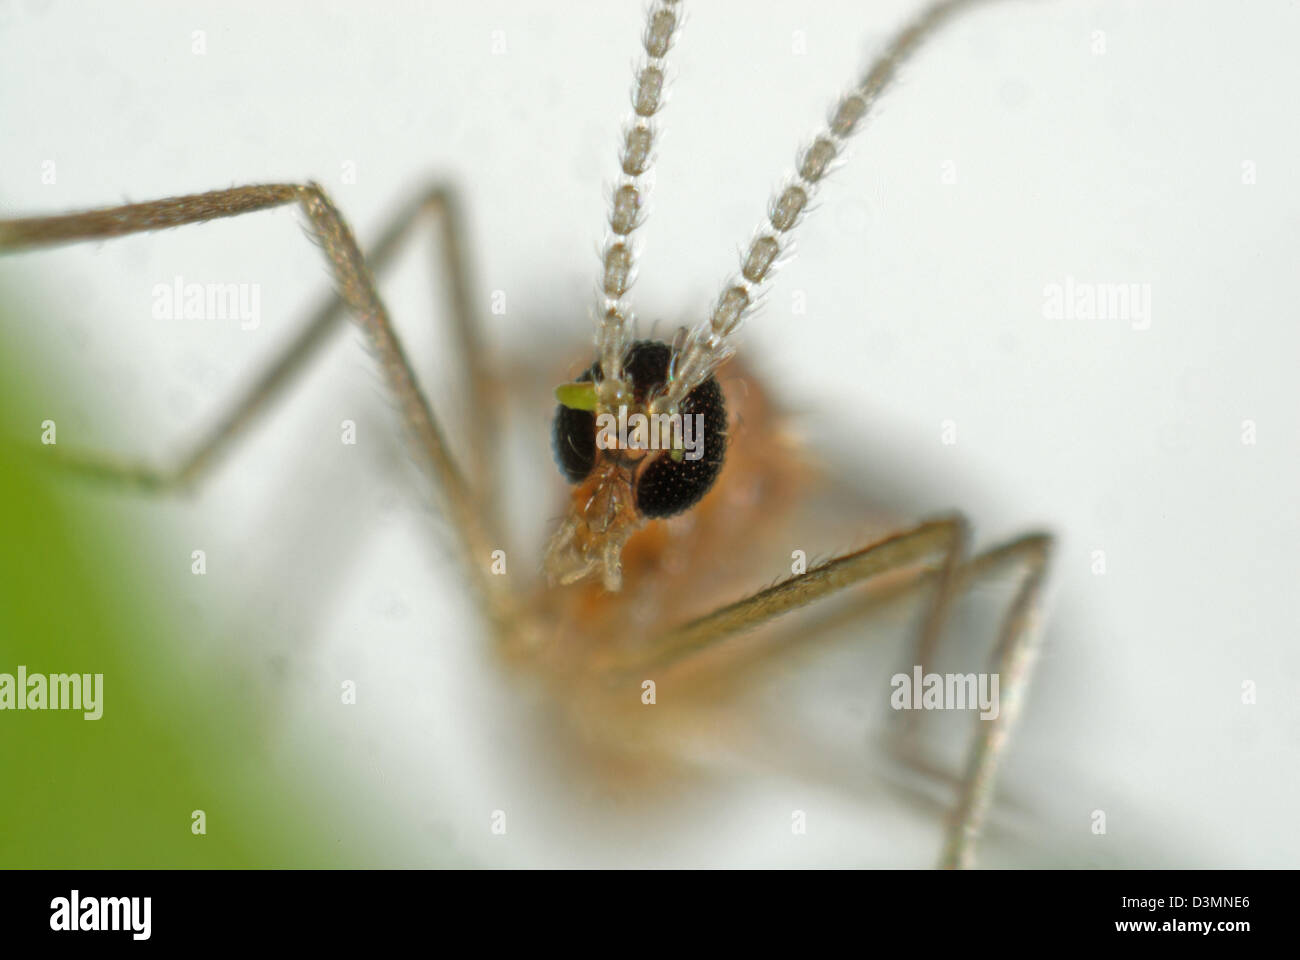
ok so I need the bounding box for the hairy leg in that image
[0,183,513,633]
[636,516,968,673]
[618,516,1052,868]
[937,532,1052,868]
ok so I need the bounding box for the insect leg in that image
[754,529,1056,869]
[0,183,512,633]
[631,515,968,673]
[618,516,1050,868]
[936,531,1054,868]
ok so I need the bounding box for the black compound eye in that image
[551,340,728,517]
[633,378,726,519]
[551,368,598,483]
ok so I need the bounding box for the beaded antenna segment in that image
[594,0,684,402]
[664,0,988,406]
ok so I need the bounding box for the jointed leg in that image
[900,514,970,749]
[4,185,497,510]
[624,516,1052,868]
[871,532,1053,868]
[0,183,512,633]
[936,532,1052,869]
[632,515,969,674]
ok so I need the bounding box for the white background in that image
[2,0,1297,866]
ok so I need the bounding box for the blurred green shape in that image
[0,290,386,869]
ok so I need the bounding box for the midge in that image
[0,0,1053,868]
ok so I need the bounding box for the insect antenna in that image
[663,0,996,406]
[593,0,685,403]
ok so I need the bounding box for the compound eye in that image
[550,340,727,515]
[552,377,598,483]
[633,372,726,518]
